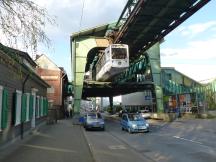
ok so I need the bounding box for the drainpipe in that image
[21,74,30,139]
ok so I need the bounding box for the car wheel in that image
[128,128,132,134]
[122,127,124,131]
[102,127,105,131]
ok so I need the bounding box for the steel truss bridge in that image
[70,0,211,113]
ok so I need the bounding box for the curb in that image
[81,126,97,162]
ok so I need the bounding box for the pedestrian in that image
[67,103,72,118]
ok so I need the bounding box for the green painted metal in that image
[114,0,210,58]
[113,54,149,83]
[161,68,216,110]
[147,43,164,113]
[71,37,108,114]
[1,89,8,129]
[29,95,34,119]
[115,0,138,28]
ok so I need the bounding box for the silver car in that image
[84,112,105,131]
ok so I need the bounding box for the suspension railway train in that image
[95,44,129,81]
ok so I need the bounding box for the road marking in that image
[173,136,202,144]
[33,132,55,139]
[108,145,126,150]
[22,144,77,153]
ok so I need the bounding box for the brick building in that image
[0,43,49,146]
[35,54,68,118]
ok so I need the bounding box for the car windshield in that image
[87,113,102,120]
[128,114,143,121]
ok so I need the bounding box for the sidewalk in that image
[0,119,94,162]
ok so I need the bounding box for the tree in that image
[0,0,55,55]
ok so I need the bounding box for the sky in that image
[34,0,216,83]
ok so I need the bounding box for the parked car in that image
[118,110,127,117]
[121,113,149,133]
[84,112,105,131]
[139,109,151,119]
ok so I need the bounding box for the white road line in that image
[22,144,77,153]
[172,136,214,149]
[173,136,202,144]
[108,145,127,150]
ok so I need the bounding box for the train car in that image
[96,44,129,81]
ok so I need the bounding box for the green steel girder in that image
[115,0,139,28]
[147,43,164,113]
[113,43,164,113]
[113,53,149,83]
[114,0,210,60]
[162,78,215,102]
[71,37,109,114]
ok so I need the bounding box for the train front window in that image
[112,48,127,59]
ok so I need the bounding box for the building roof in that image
[0,43,49,88]
[71,23,116,39]
[161,67,201,84]
[35,54,68,81]
[35,54,61,70]
[0,43,37,67]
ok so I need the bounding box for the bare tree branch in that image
[0,0,56,56]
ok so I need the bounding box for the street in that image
[84,117,216,162]
[1,117,216,162]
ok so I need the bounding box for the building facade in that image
[121,67,205,114]
[0,43,49,146]
[35,54,68,118]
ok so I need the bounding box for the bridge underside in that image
[82,81,154,98]
[115,0,210,60]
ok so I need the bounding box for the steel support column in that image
[147,43,164,113]
[71,37,109,115]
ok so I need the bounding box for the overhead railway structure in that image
[70,0,210,114]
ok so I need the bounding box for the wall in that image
[36,68,61,105]
[0,51,48,146]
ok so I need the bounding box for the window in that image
[112,48,127,59]
[167,73,172,80]
[47,86,55,94]
[14,90,22,126]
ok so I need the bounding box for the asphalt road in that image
[83,117,216,162]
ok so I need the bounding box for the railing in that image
[113,54,149,83]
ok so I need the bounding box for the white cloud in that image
[161,63,216,82]
[178,21,216,38]
[161,38,216,60]
[161,37,216,81]
[34,0,127,40]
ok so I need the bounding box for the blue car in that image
[84,112,105,131]
[121,113,149,133]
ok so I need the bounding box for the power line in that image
[78,0,85,34]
